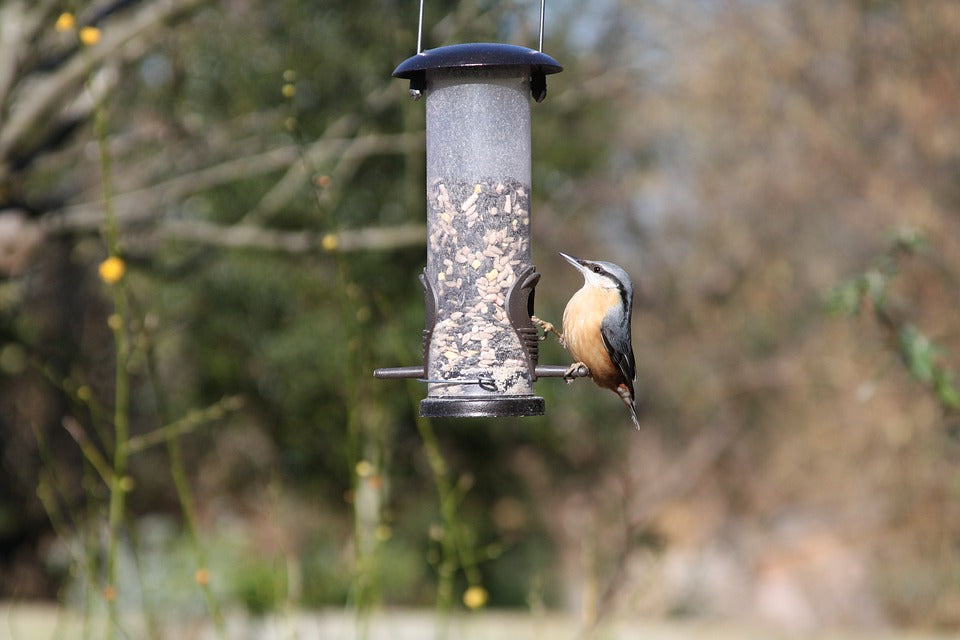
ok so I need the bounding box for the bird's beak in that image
[559,252,586,272]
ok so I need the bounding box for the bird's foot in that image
[563,361,589,384]
[531,315,564,345]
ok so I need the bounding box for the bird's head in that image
[560,252,632,295]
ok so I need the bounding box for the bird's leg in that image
[563,361,589,384]
[531,315,565,347]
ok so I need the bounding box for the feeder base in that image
[420,395,544,418]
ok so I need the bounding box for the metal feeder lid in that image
[394,43,562,102]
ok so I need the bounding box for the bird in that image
[533,252,640,429]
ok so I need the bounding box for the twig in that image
[95,87,129,640]
[243,125,416,224]
[39,132,423,235]
[126,395,245,454]
[61,416,114,486]
[154,220,426,254]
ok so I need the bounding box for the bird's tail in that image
[616,384,641,431]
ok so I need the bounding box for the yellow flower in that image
[321,233,339,251]
[55,12,76,32]
[355,460,373,477]
[282,83,296,98]
[195,568,211,586]
[98,256,125,284]
[462,585,488,610]
[79,26,101,46]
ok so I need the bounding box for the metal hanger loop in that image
[415,0,547,54]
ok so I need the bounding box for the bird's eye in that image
[592,265,603,274]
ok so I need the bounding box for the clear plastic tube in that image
[424,67,533,398]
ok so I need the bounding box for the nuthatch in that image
[534,252,640,429]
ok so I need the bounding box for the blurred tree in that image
[0,0,625,614]
[3,0,959,631]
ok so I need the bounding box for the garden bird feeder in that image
[374,2,572,417]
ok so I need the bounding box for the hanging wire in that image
[538,0,545,51]
[417,0,425,53]
[414,1,547,54]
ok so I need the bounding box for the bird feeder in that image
[375,3,573,417]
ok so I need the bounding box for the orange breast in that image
[562,286,623,390]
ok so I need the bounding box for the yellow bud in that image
[107,314,123,331]
[282,83,296,98]
[355,460,373,477]
[195,568,211,586]
[98,256,125,284]
[79,26,101,46]
[462,586,488,610]
[321,233,338,251]
[55,12,76,32]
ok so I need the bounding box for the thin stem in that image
[94,81,128,640]
[138,320,228,637]
[125,395,244,455]
[406,383,457,635]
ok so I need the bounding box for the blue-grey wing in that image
[600,313,636,390]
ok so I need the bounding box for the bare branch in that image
[40,131,423,234]
[0,0,206,167]
[156,219,426,254]
[0,1,57,108]
[126,395,244,455]
[244,129,422,223]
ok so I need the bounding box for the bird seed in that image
[426,177,533,397]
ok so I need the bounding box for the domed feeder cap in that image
[394,42,563,102]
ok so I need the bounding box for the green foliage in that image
[898,324,960,411]
[827,229,960,413]
[227,556,288,616]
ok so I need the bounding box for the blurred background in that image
[1,0,959,636]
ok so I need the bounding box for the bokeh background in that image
[1,0,959,636]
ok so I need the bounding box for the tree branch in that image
[243,129,422,223]
[0,0,206,167]
[0,1,58,111]
[156,219,426,253]
[39,131,423,234]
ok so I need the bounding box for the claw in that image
[532,315,564,346]
[563,361,589,383]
